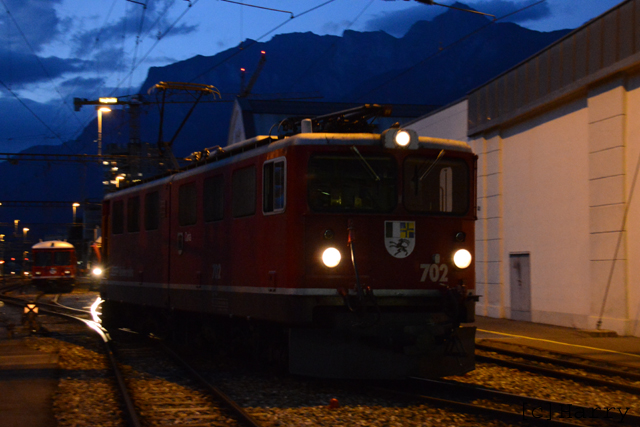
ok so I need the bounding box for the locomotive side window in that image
[307,154,396,212]
[404,156,469,215]
[204,175,224,222]
[127,196,140,232]
[179,182,197,226]
[263,158,286,214]
[232,166,256,218]
[112,200,124,234]
[144,191,160,231]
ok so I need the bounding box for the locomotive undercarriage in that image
[32,278,75,293]
[101,286,475,379]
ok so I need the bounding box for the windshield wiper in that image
[351,146,380,182]
[419,149,445,181]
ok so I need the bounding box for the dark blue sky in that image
[0,0,623,153]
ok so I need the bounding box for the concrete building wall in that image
[411,71,640,336]
[408,0,640,337]
[407,100,468,141]
[500,100,591,328]
[626,74,640,336]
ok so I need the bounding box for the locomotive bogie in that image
[101,131,478,378]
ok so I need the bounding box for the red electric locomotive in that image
[101,109,478,379]
[31,240,77,292]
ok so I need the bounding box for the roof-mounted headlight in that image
[381,128,419,149]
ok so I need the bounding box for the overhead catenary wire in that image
[0,0,82,131]
[130,0,149,91]
[110,0,202,95]
[289,0,376,95]
[188,0,337,83]
[220,0,293,18]
[0,78,65,145]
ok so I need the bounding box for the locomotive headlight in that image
[381,128,418,149]
[395,130,411,147]
[453,249,472,269]
[92,267,103,277]
[322,247,341,268]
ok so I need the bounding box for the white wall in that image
[501,100,591,328]
[407,100,468,141]
[411,73,640,336]
[624,73,640,336]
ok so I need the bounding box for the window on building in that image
[263,158,286,214]
[179,182,197,226]
[144,191,160,231]
[232,166,256,217]
[112,200,124,234]
[127,196,140,232]
[204,175,224,222]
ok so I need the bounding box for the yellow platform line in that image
[477,329,640,359]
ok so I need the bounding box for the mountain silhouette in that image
[0,3,570,245]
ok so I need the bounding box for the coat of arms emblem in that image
[384,221,416,258]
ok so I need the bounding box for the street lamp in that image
[23,227,29,240]
[72,202,80,223]
[96,106,111,156]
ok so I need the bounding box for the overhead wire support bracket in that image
[0,152,168,164]
[148,81,221,170]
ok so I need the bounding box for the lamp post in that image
[96,106,111,156]
[72,202,80,223]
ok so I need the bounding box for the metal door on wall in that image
[510,253,531,321]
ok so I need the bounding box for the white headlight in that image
[92,267,103,276]
[453,249,472,269]
[322,248,341,268]
[395,130,411,147]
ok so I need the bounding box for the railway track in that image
[1,287,266,427]
[394,377,639,426]
[108,329,265,427]
[475,342,640,395]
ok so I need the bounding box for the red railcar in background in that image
[31,240,77,292]
[100,119,478,379]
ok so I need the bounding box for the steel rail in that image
[477,342,640,381]
[478,339,638,372]
[380,380,582,427]
[160,342,265,427]
[0,294,142,427]
[410,377,639,426]
[476,353,640,395]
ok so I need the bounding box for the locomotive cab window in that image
[263,158,286,214]
[404,156,469,215]
[307,153,396,212]
[54,251,72,266]
[34,252,52,266]
[179,182,197,226]
[204,175,224,222]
